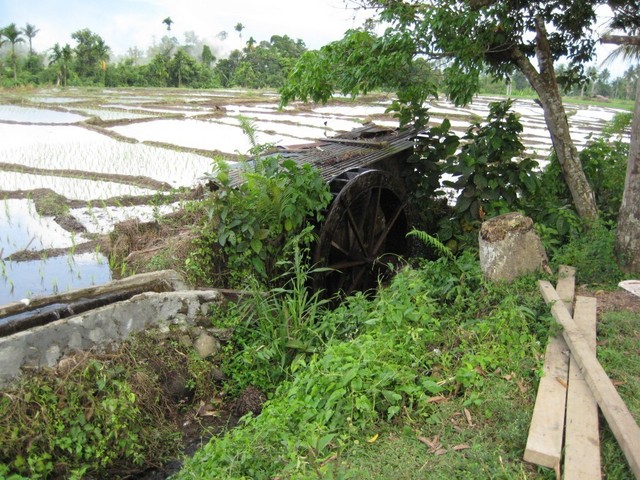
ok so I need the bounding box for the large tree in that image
[2,23,24,82]
[604,2,640,273]
[71,28,110,81]
[282,0,605,221]
[49,43,73,86]
[21,23,39,56]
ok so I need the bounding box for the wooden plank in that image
[524,268,573,470]
[619,280,640,299]
[523,335,570,469]
[556,265,576,313]
[564,296,601,480]
[539,281,640,478]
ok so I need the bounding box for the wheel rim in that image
[313,168,408,297]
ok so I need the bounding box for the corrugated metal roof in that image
[227,123,417,186]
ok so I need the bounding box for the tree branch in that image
[600,34,640,46]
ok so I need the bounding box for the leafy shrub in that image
[413,100,539,251]
[442,99,538,229]
[186,153,332,288]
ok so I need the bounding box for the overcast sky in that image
[0,0,367,57]
[0,0,632,78]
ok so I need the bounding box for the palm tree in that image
[234,22,244,39]
[3,23,24,82]
[22,23,39,55]
[163,17,173,31]
[0,36,6,82]
[49,43,72,87]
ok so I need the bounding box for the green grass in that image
[175,245,640,479]
[341,380,545,479]
[598,311,640,480]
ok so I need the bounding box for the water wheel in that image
[313,168,409,297]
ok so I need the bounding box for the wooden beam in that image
[524,267,574,470]
[556,265,576,313]
[564,296,601,480]
[539,281,640,478]
[523,335,569,469]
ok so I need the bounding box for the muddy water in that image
[0,253,111,306]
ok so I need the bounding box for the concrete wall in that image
[0,290,223,388]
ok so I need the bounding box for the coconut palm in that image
[49,43,72,87]
[2,23,24,82]
[22,23,39,56]
[0,36,6,82]
[234,22,244,39]
[163,17,173,31]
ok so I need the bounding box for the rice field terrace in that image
[0,87,628,305]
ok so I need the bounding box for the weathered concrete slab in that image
[0,289,223,388]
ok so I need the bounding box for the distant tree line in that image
[0,23,308,89]
[1,21,637,100]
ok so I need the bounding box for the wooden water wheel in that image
[313,167,409,297]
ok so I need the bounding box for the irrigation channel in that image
[0,87,627,308]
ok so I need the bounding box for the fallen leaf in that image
[555,377,568,389]
[367,433,379,443]
[464,408,474,427]
[435,448,448,455]
[453,444,471,451]
[417,435,441,452]
[612,380,626,387]
[427,395,447,404]
[197,402,219,417]
[516,380,528,394]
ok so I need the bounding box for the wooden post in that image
[539,280,640,478]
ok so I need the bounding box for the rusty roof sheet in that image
[226,123,416,187]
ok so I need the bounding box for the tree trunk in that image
[512,18,599,222]
[615,76,640,273]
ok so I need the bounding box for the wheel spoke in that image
[345,204,369,256]
[330,239,350,256]
[328,258,369,270]
[371,200,408,257]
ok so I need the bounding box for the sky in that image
[0,0,368,57]
[0,0,633,78]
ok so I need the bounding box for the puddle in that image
[0,105,87,123]
[0,171,157,200]
[0,252,111,306]
[0,199,85,258]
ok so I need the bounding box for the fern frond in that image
[407,228,455,261]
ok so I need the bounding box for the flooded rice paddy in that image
[0,87,627,305]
